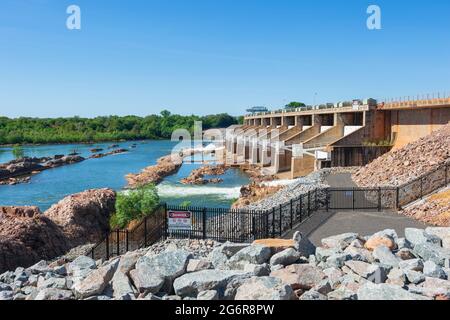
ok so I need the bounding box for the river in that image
[0,140,249,211]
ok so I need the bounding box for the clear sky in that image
[1,0,449,118]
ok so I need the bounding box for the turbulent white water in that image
[157,184,241,199]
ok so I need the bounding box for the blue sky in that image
[0,0,449,118]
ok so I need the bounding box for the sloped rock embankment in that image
[0,189,116,274]
[2,227,450,300]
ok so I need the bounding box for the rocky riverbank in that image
[181,164,228,185]
[125,153,184,188]
[0,189,116,273]
[2,227,450,300]
[0,155,85,185]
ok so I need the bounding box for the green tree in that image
[111,184,160,229]
[285,102,306,109]
[12,145,25,159]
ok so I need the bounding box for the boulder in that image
[197,290,219,300]
[44,188,116,246]
[269,248,300,266]
[419,277,450,298]
[315,247,341,262]
[186,259,212,273]
[226,245,272,270]
[399,258,424,272]
[386,268,407,287]
[173,269,248,297]
[0,206,71,273]
[373,246,399,267]
[425,227,450,249]
[327,287,357,300]
[28,260,52,275]
[234,276,296,300]
[129,268,164,295]
[252,239,295,253]
[405,228,441,247]
[323,267,344,289]
[365,236,396,251]
[270,264,326,290]
[344,261,385,282]
[139,250,192,291]
[68,256,97,282]
[324,253,352,269]
[73,260,118,299]
[292,232,316,257]
[413,243,450,266]
[34,288,73,300]
[357,282,430,300]
[405,270,425,285]
[243,263,270,276]
[423,260,446,279]
[300,290,327,300]
[321,233,359,250]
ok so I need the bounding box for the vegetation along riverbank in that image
[0,111,241,145]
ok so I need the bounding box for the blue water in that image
[0,141,249,211]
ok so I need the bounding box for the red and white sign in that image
[168,210,192,231]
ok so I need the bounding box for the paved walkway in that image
[325,173,357,188]
[283,209,428,246]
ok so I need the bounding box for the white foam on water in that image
[157,184,241,199]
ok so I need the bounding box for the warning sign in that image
[167,211,192,231]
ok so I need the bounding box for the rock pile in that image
[181,165,228,185]
[126,153,185,188]
[0,207,71,274]
[353,124,450,187]
[400,189,450,227]
[89,148,129,159]
[3,227,449,300]
[0,189,116,274]
[232,183,282,209]
[0,155,85,185]
[45,189,116,247]
[242,169,330,211]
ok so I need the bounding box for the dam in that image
[226,94,450,178]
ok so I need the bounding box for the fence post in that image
[105,234,109,260]
[352,188,355,210]
[378,188,382,211]
[279,204,282,237]
[144,216,148,247]
[307,191,311,216]
[126,230,129,252]
[299,196,303,222]
[266,211,270,238]
[202,208,207,240]
[272,208,276,238]
[116,230,120,256]
[290,199,293,229]
[164,203,168,240]
[325,188,329,212]
[252,216,256,240]
[396,187,401,210]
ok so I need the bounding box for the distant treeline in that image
[0,111,243,145]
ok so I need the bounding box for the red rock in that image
[45,189,116,246]
[0,206,71,273]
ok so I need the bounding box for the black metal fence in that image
[90,204,166,260]
[90,161,449,260]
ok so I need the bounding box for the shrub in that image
[112,184,160,229]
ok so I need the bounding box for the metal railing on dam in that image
[90,161,449,260]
